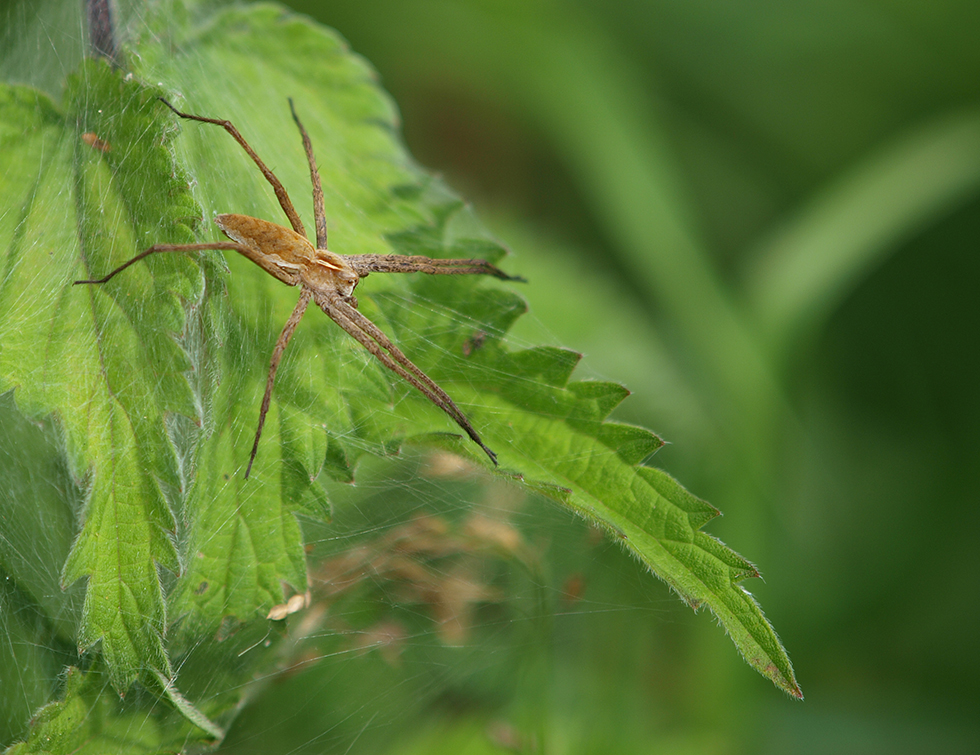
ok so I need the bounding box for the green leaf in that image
[0,69,198,690]
[357,250,799,695]
[0,0,798,726]
[3,666,218,754]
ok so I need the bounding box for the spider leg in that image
[344,254,525,282]
[73,242,249,285]
[245,287,313,479]
[159,97,309,240]
[288,99,328,251]
[314,289,498,465]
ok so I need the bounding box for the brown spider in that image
[74,97,522,478]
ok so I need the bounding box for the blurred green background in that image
[278,1,980,753]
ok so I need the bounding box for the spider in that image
[74,97,522,478]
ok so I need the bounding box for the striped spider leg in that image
[75,97,522,478]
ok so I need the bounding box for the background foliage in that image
[1,0,979,753]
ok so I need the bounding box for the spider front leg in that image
[288,98,328,250]
[74,242,252,285]
[344,254,525,282]
[159,97,310,241]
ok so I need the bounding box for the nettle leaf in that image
[361,214,799,697]
[0,70,199,690]
[1,666,217,754]
[0,0,798,723]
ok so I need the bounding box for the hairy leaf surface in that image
[0,2,798,746]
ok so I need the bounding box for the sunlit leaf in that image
[0,1,799,747]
